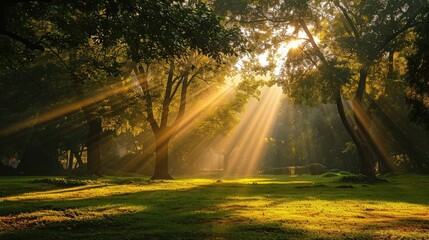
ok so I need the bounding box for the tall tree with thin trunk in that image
[214,0,428,177]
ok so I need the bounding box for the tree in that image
[1,0,244,176]
[0,0,128,175]
[116,1,245,179]
[406,6,429,130]
[214,0,428,177]
[288,0,427,177]
[133,53,243,179]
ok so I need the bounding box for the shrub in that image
[295,166,309,175]
[262,167,290,175]
[0,163,17,176]
[31,177,97,187]
[339,174,388,183]
[338,171,353,175]
[322,173,339,177]
[306,163,328,175]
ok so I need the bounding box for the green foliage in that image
[282,55,352,104]
[406,13,429,129]
[213,0,310,24]
[115,0,245,63]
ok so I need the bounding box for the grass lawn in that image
[0,173,428,239]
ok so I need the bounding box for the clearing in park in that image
[1,174,428,239]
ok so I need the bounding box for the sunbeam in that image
[222,86,283,175]
[115,82,234,173]
[343,99,393,171]
[0,79,141,137]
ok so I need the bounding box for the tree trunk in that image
[151,133,173,180]
[83,108,102,176]
[75,145,84,168]
[299,18,380,177]
[336,97,377,178]
[223,150,231,173]
[68,150,74,171]
[336,66,379,178]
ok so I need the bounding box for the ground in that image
[0,173,428,239]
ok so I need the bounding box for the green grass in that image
[0,174,428,239]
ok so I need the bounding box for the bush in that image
[31,177,97,187]
[295,166,309,175]
[338,171,353,175]
[339,174,388,183]
[322,173,339,177]
[306,163,328,175]
[262,167,290,175]
[263,164,328,175]
[17,144,63,175]
[0,163,17,176]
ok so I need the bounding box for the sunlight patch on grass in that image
[221,178,315,185]
[0,204,145,232]
[222,198,429,238]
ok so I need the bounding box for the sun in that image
[287,39,305,49]
[273,40,304,75]
[275,39,305,62]
[273,37,320,75]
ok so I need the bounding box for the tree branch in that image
[158,60,177,128]
[133,63,159,132]
[172,74,189,128]
[0,29,44,51]
[334,1,360,45]
[375,20,421,60]
[298,18,328,65]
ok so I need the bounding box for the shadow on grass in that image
[1,175,428,239]
[0,176,105,198]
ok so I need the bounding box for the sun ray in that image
[116,83,234,173]
[221,86,283,175]
[343,99,393,170]
[0,79,142,137]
